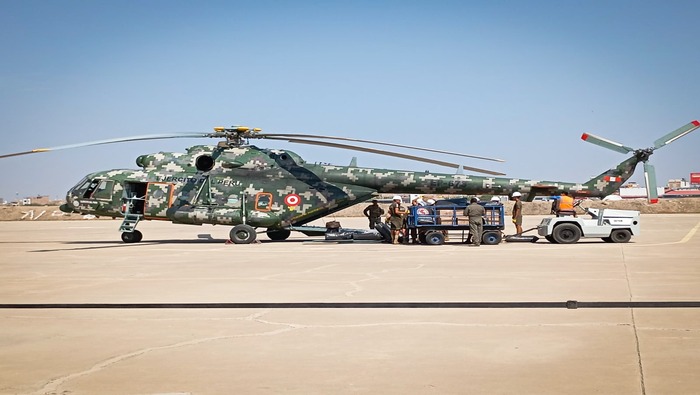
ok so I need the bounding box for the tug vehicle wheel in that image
[610,229,632,243]
[552,223,581,244]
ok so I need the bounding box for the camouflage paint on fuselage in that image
[63,144,641,229]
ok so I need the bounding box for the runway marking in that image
[680,219,700,243]
[631,219,700,247]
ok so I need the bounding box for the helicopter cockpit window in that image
[70,177,90,192]
[254,192,272,212]
[82,179,102,198]
[92,180,114,200]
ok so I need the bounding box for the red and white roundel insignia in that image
[284,194,301,206]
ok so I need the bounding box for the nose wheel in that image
[121,230,143,243]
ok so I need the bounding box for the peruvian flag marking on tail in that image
[604,176,621,182]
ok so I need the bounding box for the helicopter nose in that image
[59,203,77,213]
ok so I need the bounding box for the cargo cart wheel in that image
[610,229,632,243]
[266,229,291,241]
[418,232,428,244]
[424,231,445,245]
[121,230,143,243]
[552,223,581,244]
[230,224,257,244]
[481,231,502,245]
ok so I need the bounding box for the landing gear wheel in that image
[610,229,632,243]
[266,229,291,241]
[121,230,143,243]
[481,231,502,245]
[552,223,581,244]
[230,224,257,244]
[424,231,445,245]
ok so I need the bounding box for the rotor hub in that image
[212,126,262,147]
[635,148,654,162]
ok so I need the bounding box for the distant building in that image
[19,195,51,206]
[667,179,690,189]
[691,172,700,185]
[618,187,665,199]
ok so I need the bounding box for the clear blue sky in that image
[1,0,698,201]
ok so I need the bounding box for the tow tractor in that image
[536,207,640,244]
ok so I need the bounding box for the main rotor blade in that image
[653,120,700,149]
[580,133,634,154]
[261,133,505,163]
[266,136,506,176]
[643,162,659,204]
[0,133,211,159]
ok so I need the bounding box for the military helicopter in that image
[1,120,697,244]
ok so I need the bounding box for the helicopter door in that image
[144,182,174,219]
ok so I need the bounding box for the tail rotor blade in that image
[581,133,634,154]
[643,162,659,204]
[653,120,700,149]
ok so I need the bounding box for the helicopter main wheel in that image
[552,223,581,244]
[121,230,143,243]
[266,229,291,241]
[230,224,257,244]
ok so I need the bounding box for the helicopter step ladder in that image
[119,197,144,233]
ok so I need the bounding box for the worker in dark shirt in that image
[362,199,384,229]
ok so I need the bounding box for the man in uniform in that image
[362,199,384,229]
[464,197,485,247]
[388,195,406,244]
[511,191,523,235]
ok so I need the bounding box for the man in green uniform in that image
[362,199,384,229]
[464,197,485,247]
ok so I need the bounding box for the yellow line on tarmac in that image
[680,219,700,244]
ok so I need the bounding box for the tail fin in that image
[582,156,641,197]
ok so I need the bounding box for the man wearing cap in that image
[388,195,406,244]
[511,191,523,235]
[464,197,485,246]
[362,199,384,229]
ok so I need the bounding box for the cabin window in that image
[254,192,273,212]
[82,179,102,198]
[92,180,114,200]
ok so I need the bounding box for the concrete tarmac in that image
[1,214,699,395]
